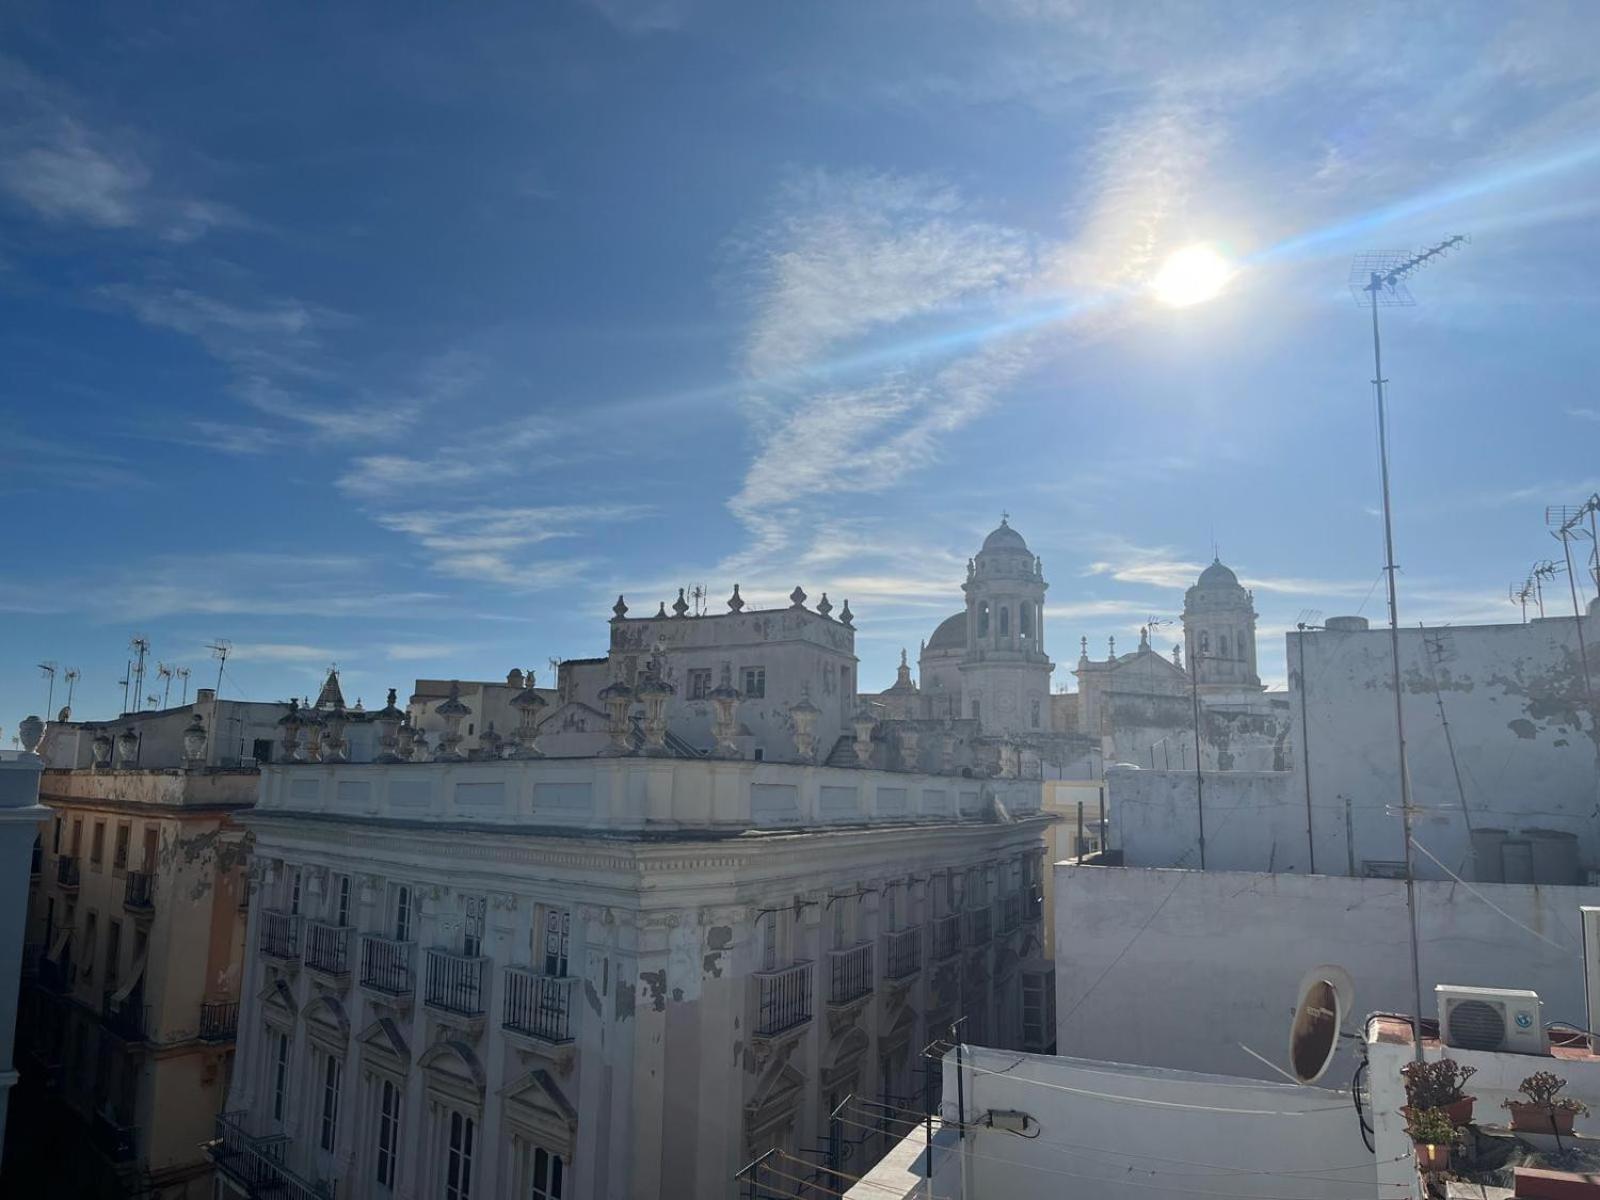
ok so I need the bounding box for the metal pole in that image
[1345,795,1356,877]
[1296,627,1316,874]
[1559,529,1595,703]
[1076,800,1084,858]
[1369,277,1426,1060]
[924,1058,934,1199]
[1189,650,1207,869]
[951,1018,967,1140]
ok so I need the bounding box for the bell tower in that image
[958,516,1053,735]
[1182,558,1262,692]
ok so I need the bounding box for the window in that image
[463,895,486,957]
[271,1031,290,1122]
[446,1111,475,1200]
[113,822,130,872]
[393,885,412,942]
[542,908,570,978]
[1198,631,1210,655]
[1219,634,1230,659]
[320,1053,341,1152]
[70,818,82,855]
[970,700,980,721]
[1030,698,1041,729]
[687,669,711,701]
[376,1079,400,1188]
[83,911,97,980]
[883,890,897,933]
[741,667,765,699]
[832,900,847,950]
[530,1146,566,1199]
[252,738,273,764]
[840,665,851,699]
[106,920,122,992]
[90,821,105,867]
[1020,604,1033,638]
[760,910,777,971]
[977,602,990,638]
[999,606,1009,637]
[53,817,62,854]
[289,868,302,915]
[335,875,352,927]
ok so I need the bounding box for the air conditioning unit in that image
[1437,985,1545,1055]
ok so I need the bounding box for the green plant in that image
[1507,1071,1590,1115]
[1401,1059,1478,1109]
[1405,1107,1460,1145]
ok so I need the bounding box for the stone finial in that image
[789,586,807,610]
[1173,643,1183,668]
[17,715,44,754]
[840,599,854,628]
[1079,635,1088,661]
[816,593,833,620]
[1108,635,1116,658]
[636,661,675,756]
[613,595,629,619]
[511,677,549,759]
[851,708,876,767]
[672,588,689,618]
[374,688,406,763]
[115,726,140,767]
[728,583,745,613]
[433,681,471,761]
[789,691,821,763]
[708,662,742,759]
[1139,625,1149,649]
[90,727,113,768]
[898,725,920,771]
[598,678,635,755]
[655,601,667,617]
[182,712,208,767]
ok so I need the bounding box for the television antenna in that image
[157,663,174,709]
[174,666,191,705]
[1349,233,1468,1060]
[38,662,57,717]
[208,640,232,696]
[62,668,80,715]
[1288,964,1355,1084]
[129,636,150,718]
[1547,504,1596,704]
[690,584,707,617]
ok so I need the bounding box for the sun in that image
[1152,244,1234,307]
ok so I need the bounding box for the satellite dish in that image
[1288,964,1355,1084]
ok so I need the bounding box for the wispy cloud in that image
[372,504,648,589]
[227,642,345,664]
[0,432,147,494]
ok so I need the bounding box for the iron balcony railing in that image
[753,960,813,1037]
[56,856,80,889]
[211,1113,331,1200]
[883,925,922,981]
[305,921,352,977]
[931,914,961,961]
[1025,882,1044,921]
[1001,893,1021,934]
[425,948,487,1016]
[200,1000,239,1042]
[260,910,301,961]
[503,968,577,1043]
[102,991,147,1043]
[361,935,415,995]
[828,942,873,1006]
[124,871,155,912]
[962,906,992,949]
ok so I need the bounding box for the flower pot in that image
[1414,1142,1451,1173]
[1507,1102,1577,1136]
[1445,1096,1475,1126]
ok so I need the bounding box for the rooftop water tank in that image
[1324,616,1370,632]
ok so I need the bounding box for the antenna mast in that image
[157,663,174,709]
[38,662,57,718]
[129,636,150,717]
[63,668,80,714]
[208,640,232,697]
[175,666,191,706]
[1548,504,1596,705]
[1349,233,1468,1061]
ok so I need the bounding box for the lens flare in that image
[1152,244,1234,307]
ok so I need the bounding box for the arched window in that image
[999,606,1010,637]
[1020,604,1033,638]
[978,602,990,638]
[1219,634,1230,659]
[1030,698,1041,729]
[1199,631,1210,654]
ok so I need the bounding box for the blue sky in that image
[4,1,1600,730]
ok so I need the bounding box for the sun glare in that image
[1152,244,1234,307]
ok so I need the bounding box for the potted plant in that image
[1401,1058,1478,1126]
[1405,1107,1459,1173]
[1505,1071,1589,1136]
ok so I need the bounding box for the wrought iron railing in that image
[962,906,992,948]
[828,943,873,1005]
[1001,893,1021,934]
[56,856,80,888]
[931,913,961,961]
[102,991,147,1043]
[124,871,155,911]
[883,925,922,980]
[503,968,576,1043]
[361,935,414,995]
[753,960,813,1037]
[210,1113,331,1200]
[425,948,487,1016]
[200,1000,239,1041]
[305,921,351,976]
[260,910,301,960]
[1025,882,1044,921]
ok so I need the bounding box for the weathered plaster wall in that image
[1054,862,1596,1084]
[1288,615,1600,881]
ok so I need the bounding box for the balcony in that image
[124,871,155,913]
[304,921,352,978]
[753,960,813,1038]
[828,942,874,1006]
[1000,894,1021,935]
[503,968,577,1044]
[259,910,301,961]
[883,925,922,981]
[210,1112,333,1200]
[425,948,487,1017]
[90,1112,138,1165]
[1025,882,1044,922]
[361,935,415,996]
[962,906,992,949]
[102,991,148,1043]
[200,1000,239,1042]
[931,914,961,962]
[56,856,80,890]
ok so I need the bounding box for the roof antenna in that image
[208,639,232,697]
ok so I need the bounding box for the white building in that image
[214,591,1055,1200]
[0,742,48,1150]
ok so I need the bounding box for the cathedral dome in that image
[981,519,1029,554]
[926,612,967,652]
[1196,558,1239,588]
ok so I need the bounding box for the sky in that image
[3,1,1600,731]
